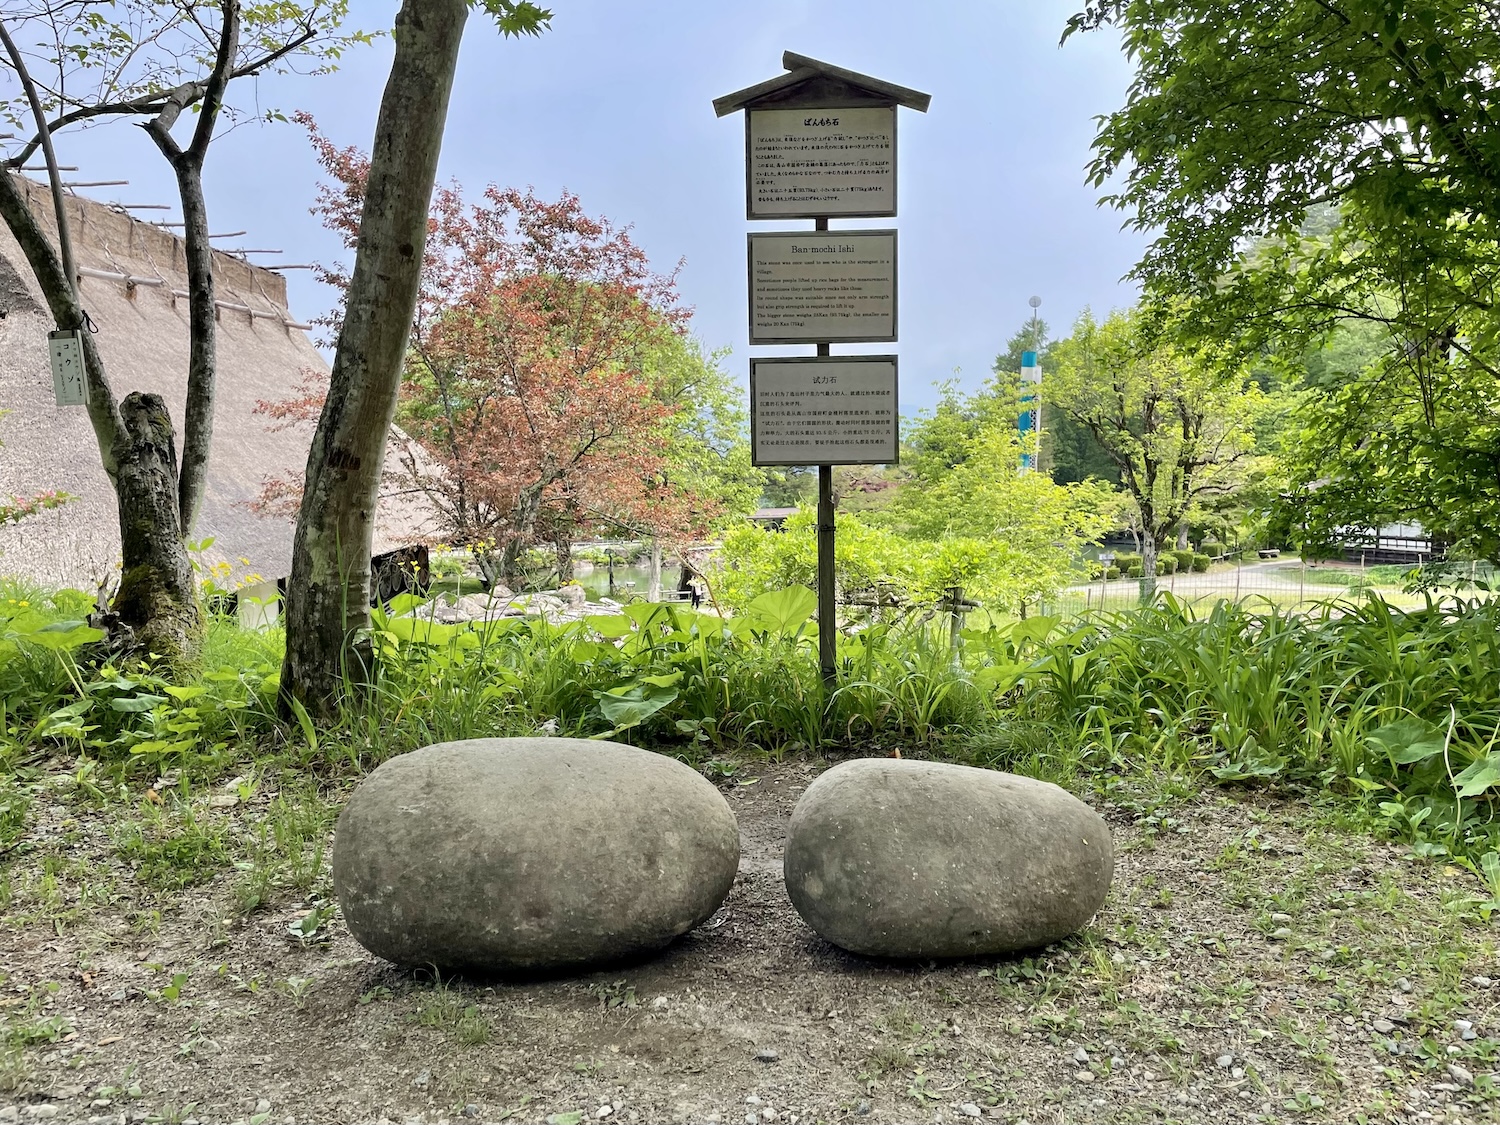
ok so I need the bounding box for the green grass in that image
[4,581,1500,885]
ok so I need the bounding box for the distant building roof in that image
[0,176,435,590]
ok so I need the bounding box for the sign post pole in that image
[815,212,835,683]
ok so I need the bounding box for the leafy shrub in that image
[1172,549,1195,572]
[1113,552,1142,571]
[1105,566,1121,580]
[1158,556,1178,575]
[1127,565,1144,578]
[1191,553,1211,572]
[1201,539,1226,557]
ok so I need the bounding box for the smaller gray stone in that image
[854,1101,871,1117]
[958,1105,982,1118]
[1472,976,1494,987]
[754,1048,779,1063]
[255,1102,271,1115]
[412,1070,430,1090]
[1071,1047,1089,1064]
[1268,927,1292,941]
[1372,1017,1395,1033]
[23,1109,59,1122]
[0,1109,17,1125]
[784,760,1113,957]
[1269,912,1292,924]
[1398,978,1413,992]
[462,1107,479,1119]
[1215,1054,1233,1069]
[1447,1063,1475,1086]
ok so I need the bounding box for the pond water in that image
[571,561,683,603]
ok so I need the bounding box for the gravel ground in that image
[2,758,1498,1124]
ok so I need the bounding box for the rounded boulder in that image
[333,737,739,974]
[784,759,1113,958]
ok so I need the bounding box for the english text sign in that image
[748,230,897,344]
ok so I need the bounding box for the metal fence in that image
[1045,556,1459,620]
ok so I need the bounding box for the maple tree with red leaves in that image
[258,118,735,587]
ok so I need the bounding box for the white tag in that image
[49,330,88,407]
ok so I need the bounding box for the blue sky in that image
[40,0,1147,412]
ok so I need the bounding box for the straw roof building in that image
[0,177,435,593]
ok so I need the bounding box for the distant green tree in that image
[1048,307,1269,599]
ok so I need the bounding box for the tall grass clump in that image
[982,593,1500,862]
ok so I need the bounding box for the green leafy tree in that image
[1068,0,1500,298]
[886,411,1119,612]
[1068,1,1500,558]
[1048,307,1268,599]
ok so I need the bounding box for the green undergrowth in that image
[3,581,1500,884]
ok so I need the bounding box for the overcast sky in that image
[36,0,1148,413]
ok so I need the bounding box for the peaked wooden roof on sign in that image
[713,51,931,117]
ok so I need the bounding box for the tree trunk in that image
[167,156,216,535]
[1176,522,1190,551]
[1139,534,1159,604]
[647,540,662,602]
[554,534,574,584]
[113,393,201,662]
[499,483,546,584]
[280,0,469,716]
[0,171,202,659]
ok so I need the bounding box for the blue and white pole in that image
[1019,296,1042,472]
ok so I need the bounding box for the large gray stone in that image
[333,737,739,974]
[784,759,1113,958]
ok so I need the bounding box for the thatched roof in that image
[0,176,436,592]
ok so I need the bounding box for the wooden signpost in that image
[716,52,929,682]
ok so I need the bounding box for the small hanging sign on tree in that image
[48,329,88,407]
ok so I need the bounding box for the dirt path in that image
[2,759,1497,1124]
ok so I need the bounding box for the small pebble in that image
[256,1103,271,1116]
[462,1108,479,1120]
[1398,978,1413,993]
[754,1048,779,1063]
[1373,1018,1395,1034]
[1071,1047,1090,1064]
[650,996,668,1011]
[23,1110,58,1122]
[1447,1063,1475,1086]
[1074,1071,1094,1084]
[1471,976,1493,988]
[745,1096,762,1107]
[854,1102,871,1117]
[596,1108,613,1121]
[761,1111,775,1123]
[1231,1067,1244,1079]
[1269,927,1292,940]
[0,1110,15,1125]
[1270,912,1292,924]
[1216,1054,1233,1069]
[958,1106,982,1119]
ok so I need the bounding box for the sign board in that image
[48,330,88,407]
[748,230,896,344]
[746,106,896,219]
[750,356,898,466]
